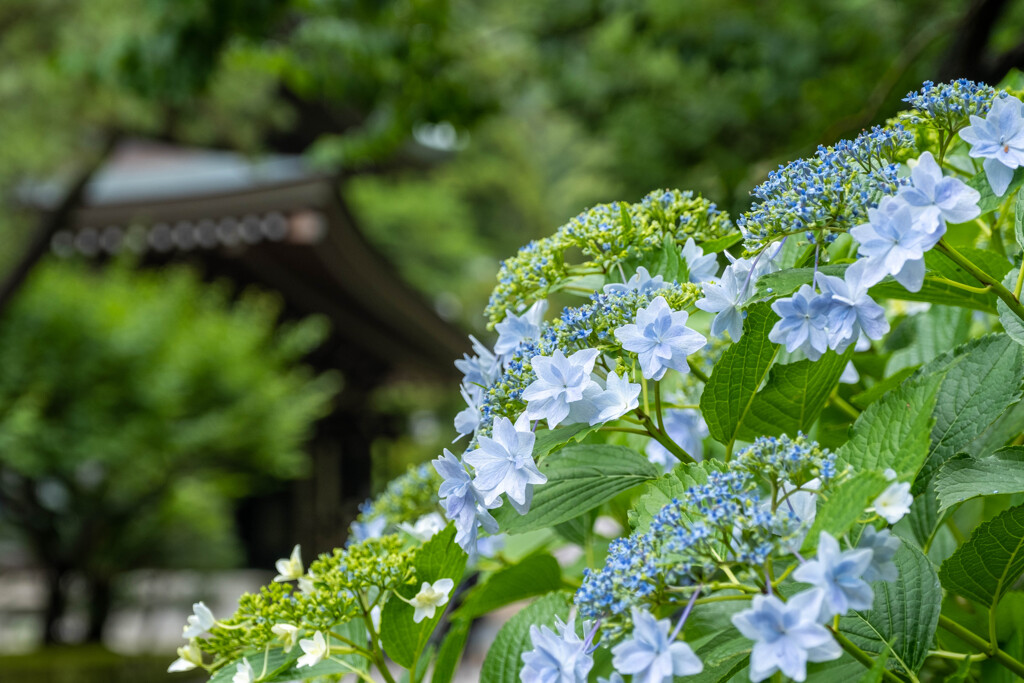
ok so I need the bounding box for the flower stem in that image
[1015,260,1024,299]
[636,409,694,463]
[936,240,1024,322]
[925,276,992,294]
[654,382,665,434]
[689,365,710,384]
[829,390,861,420]
[938,614,1024,679]
[827,627,904,683]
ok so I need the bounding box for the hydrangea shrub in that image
[172,76,1024,683]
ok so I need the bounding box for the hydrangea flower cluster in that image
[737,125,914,251]
[575,435,844,636]
[189,536,416,675]
[485,189,733,325]
[901,79,999,131]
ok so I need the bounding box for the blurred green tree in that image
[0,261,338,644]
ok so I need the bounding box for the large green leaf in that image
[934,448,1024,514]
[431,619,470,683]
[872,249,1006,313]
[685,629,751,683]
[701,233,744,254]
[839,542,942,675]
[737,348,851,440]
[495,444,660,533]
[479,592,571,683]
[380,525,467,668]
[917,334,1024,492]
[849,366,918,410]
[752,264,847,300]
[837,371,942,481]
[532,423,602,462]
[455,553,563,620]
[700,303,780,447]
[1014,186,1024,252]
[264,621,371,681]
[939,504,1024,609]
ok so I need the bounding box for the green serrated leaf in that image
[804,470,889,550]
[700,303,780,447]
[997,270,1024,347]
[939,504,1024,609]
[455,553,562,620]
[431,619,470,683]
[685,629,751,683]
[872,249,1006,313]
[837,371,942,481]
[934,448,1024,514]
[495,444,660,533]
[380,525,467,668]
[917,334,1024,492]
[737,348,852,440]
[479,592,571,683]
[839,542,941,675]
[1014,187,1024,252]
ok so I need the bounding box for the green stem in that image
[829,390,861,420]
[654,382,665,434]
[636,409,694,463]
[937,240,1024,322]
[828,627,904,683]
[1015,260,1024,299]
[689,365,710,384]
[926,276,992,294]
[939,614,1024,679]
[599,426,651,436]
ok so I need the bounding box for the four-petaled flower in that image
[850,197,940,293]
[273,545,303,583]
[899,152,980,230]
[520,616,594,683]
[871,481,914,524]
[731,589,842,682]
[960,95,1024,196]
[409,578,455,623]
[815,260,890,352]
[793,532,874,617]
[858,526,902,583]
[522,348,602,427]
[297,631,328,668]
[611,607,703,682]
[588,371,642,425]
[464,416,546,514]
[769,284,830,360]
[615,296,706,380]
[182,601,215,639]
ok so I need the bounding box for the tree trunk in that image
[42,566,67,645]
[85,576,112,643]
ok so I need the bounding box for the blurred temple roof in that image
[17,139,468,560]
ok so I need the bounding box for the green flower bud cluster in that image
[198,536,415,672]
[356,463,442,528]
[484,189,733,326]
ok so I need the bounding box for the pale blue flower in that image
[611,607,703,682]
[793,532,874,617]
[731,589,842,683]
[464,416,546,514]
[589,371,642,424]
[695,263,751,340]
[495,300,548,359]
[522,348,602,427]
[645,409,707,472]
[769,284,830,360]
[960,95,1024,196]
[839,360,860,384]
[455,335,500,388]
[815,260,889,352]
[614,296,706,380]
[603,266,666,297]
[433,449,499,550]
[681,237,719,283]
[850,196,940,292]
[899,152,980,230]
[858,526,901,583]
[350,515,387,543]
[520,616,593,683]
